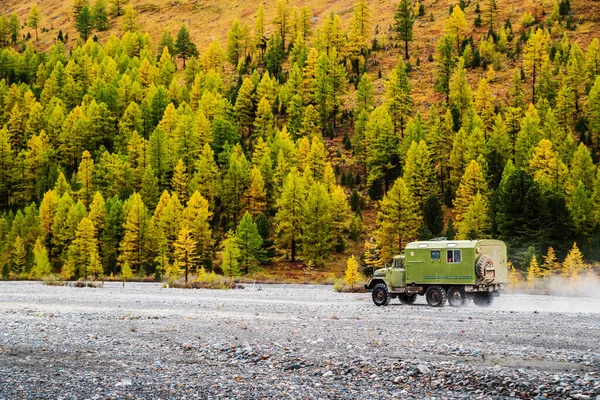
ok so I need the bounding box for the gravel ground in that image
[0,281,599,399]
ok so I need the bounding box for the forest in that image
[0,0,599,283]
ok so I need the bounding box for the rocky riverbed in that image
[1,281,599,399]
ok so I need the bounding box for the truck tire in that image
[447,286,466,307]
[473,292,494,307]
[425,286,447,307]
[398,293,417,305]
[372,283,390,306]
[476,254,495,280]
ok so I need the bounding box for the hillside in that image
[1,0,600,284]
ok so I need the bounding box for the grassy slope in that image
[5,0,600,275]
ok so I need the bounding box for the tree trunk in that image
[405,40,409,60]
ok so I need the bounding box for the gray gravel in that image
[1,281,599,399]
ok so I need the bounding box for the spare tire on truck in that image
[475,254,495,283]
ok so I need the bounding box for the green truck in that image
[365,239,508,307]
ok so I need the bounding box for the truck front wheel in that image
[425,286,447,307]
[447,287,466,307]
[372,283,390,306]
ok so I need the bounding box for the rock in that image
[322,371,333,378]
[417,364,431,375]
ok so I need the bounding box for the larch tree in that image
[118,193,150,276]
[109,0,129,16]
[301,181,332,265]
[376,177,421,260]
[221,230,240,277]
[274,168,306,262]
[356,73,374,113]
[528,139,568,192]
[254,4,266,56]
[568,182,594,237]
[385,57,413,134]
[76,150,94,208]
[28,4,42,41]
[183,191,213,266]
[562,242,587,278]
[222,146,250,224]
[245,167,267,217]
[235,212,263,274]
[542,247,560,275]
[92,0,109,31]
[448,58,473,122]
[365,107,401,196]
[456,192,490,239]
[174,226,198,285]
[523,29,550,104]
[394,0,415,59]
[32,237,52,278]
[121,6,138,33]
[587,76,600,155]
[527,254,543,283]
[64,218,101,280]
[445,5,469,55]
[274,0,290,49]
[226,18,244,67]
[435,35,457,101]
[403,140,437,207]
[12,236,27,276]
[171,159,189,205]
[453,159,488,225]
[344,255,360,288]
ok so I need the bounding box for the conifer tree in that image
[245,167,267,217]
[376,177,421,260]
[32,237,51,278]
[422,194,444,236]
[562,242,587,278]
[122,6,138,33]
[91,0,109,31]
[140,164,160,211]
[253,97,275,143]
[568,182,594,237]
[236,212,263,274]
[385,58,413,134]
[542,247,560,275]
[75,5,93,40]
[191,144,220,207]
[445,5,469,54]
[76,150,94,208]
[226,18,244,67]
[527,254,543,283]
[175,24,198,68]
[64,218,101,280]
[528,139,568,192]
[274,169,306,262]
[457,192,490,239]
[222,146,250,224]
[435,35,457,101]
[301,181,332,265]
[254,4,266,56]
[234,78,256,133]
[28,4,42,41]
[172,159,189,205]
[587,76,600,154]
[395,0,415,59]
[453,159,488,225]
[182,191,213,264]
[109,0,129,16]
[0,127,14,208]
[365,107,400,195]
[344,255,360,287]
[523,29,550,103]
[174,226,198,285]
[356,73,374,112]
[474,78,495,134]
[221,230,240,277]
[449,58,473,122]
[403,140,437,207]
[118,193,150,276]
[12,236,27,276]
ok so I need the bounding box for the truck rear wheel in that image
[425,286,447,307]
[473,292,494,307]
[447,287,466,307]
[398,293,417,305]
[372,283,390,306]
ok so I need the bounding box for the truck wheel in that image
[447,287,466,307]
[425,286,447,307]
[372,283,390,306]
[473,292,494,307]
[398,293,417,305]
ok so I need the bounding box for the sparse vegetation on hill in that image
[0,0,599,283]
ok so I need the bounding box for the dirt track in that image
[0,281,599,399]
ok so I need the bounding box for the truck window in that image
[447,249,462,263]
[431,250,440,260]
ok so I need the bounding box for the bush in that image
[333,279,367,293]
